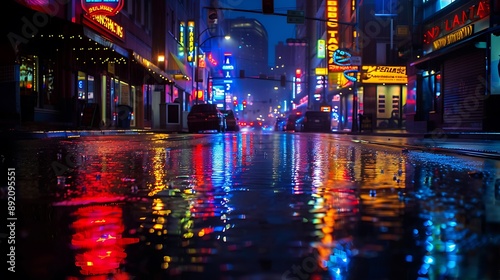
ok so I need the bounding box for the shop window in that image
[376,85,404,128]
[40,58,55,108]
[490,34,500,95]
[120,81,130,105]
[422,70,441,113]
[130,85,136,127]
[88,75,95,102]
[77,72,95,103]
[20,56,36,96]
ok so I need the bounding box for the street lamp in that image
[195,29,230,104]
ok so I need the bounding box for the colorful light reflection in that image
[71,205,138,276]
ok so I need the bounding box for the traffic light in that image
[233,100,238,106]
[242,100,247,108]
[262,0,274,14]
[208,8,218,25]
[280,75,286,87]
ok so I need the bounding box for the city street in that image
[3,130,500,280]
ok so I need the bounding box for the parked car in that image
[274,117,286,131]
[285,113,301,131]
[220,109,239,131]
[187,104,225,133]
[296,111,331,132]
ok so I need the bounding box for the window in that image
[375,0,398,15]
[20,55,36,97]
[423,0,457,19]
[77,72,95,103]
[422,70,441,112]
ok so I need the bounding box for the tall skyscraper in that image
[224,17,269,76]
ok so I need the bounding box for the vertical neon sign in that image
[326,0,339,72]
[187,21,195,63]
[179,21,185,57]
[223,53,233,108]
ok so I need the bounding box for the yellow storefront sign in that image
[361,66,407,84]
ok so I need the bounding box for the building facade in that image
[208,16,270,121]
[294,0,413,131]
[274,39,307,116]
[1,0,202,131]
[409,0,500,132]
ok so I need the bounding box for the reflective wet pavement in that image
[5,132,500,279]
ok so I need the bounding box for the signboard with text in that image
[81,0,125,40]
[422,0,489,54]
[81,0,124,16]
[326,0,339,73]
[187,21,195,63]
[361,66,407,84]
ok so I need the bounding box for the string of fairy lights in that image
[36,32,173,84]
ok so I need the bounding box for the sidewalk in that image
[1,121,181,139]
[333,129,500,160]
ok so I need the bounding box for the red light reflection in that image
[71,205,138,276]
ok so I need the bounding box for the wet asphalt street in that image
[2,130,500,280]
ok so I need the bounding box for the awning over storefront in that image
[82,27,172,85]
[168,52,190,80]
[410,27,493,68]
[131,51,174,85]
[83,27,129,58]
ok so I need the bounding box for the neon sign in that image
[90,14,124,39]
[187,21,195,63]
[333,49,358,83]
[207,53,217,66]
[423,0,489,53]
[178,22,185,57]
[432,25,473,51]
[326,0,339,72]
[223,53,233,105]
[81,0,124,16]
[361,65,407,84]
[317,39,326,59]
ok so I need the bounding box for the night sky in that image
[219,0,297,63]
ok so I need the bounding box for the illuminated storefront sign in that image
[432,25,473,51]
[423,0,489,54]
[199,55,206,68]
[320,106,331,112]
[178,22,185,57]
[326,0,339,72]
[315,68,328,76]
[187,21,195,63]
[207,53,217,66]
[333,49,358,83]
[81,0,124,39]
[81,0,124,16]
[223,53,233,104]
[212,85,225,101]
[327,49,358,90]
[317,39,326,59]
[295,69,302,96]
[89,15,124,39]
[315,76,325,100]
[361,66,407,84]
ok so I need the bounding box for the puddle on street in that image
[11,133,500,280]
